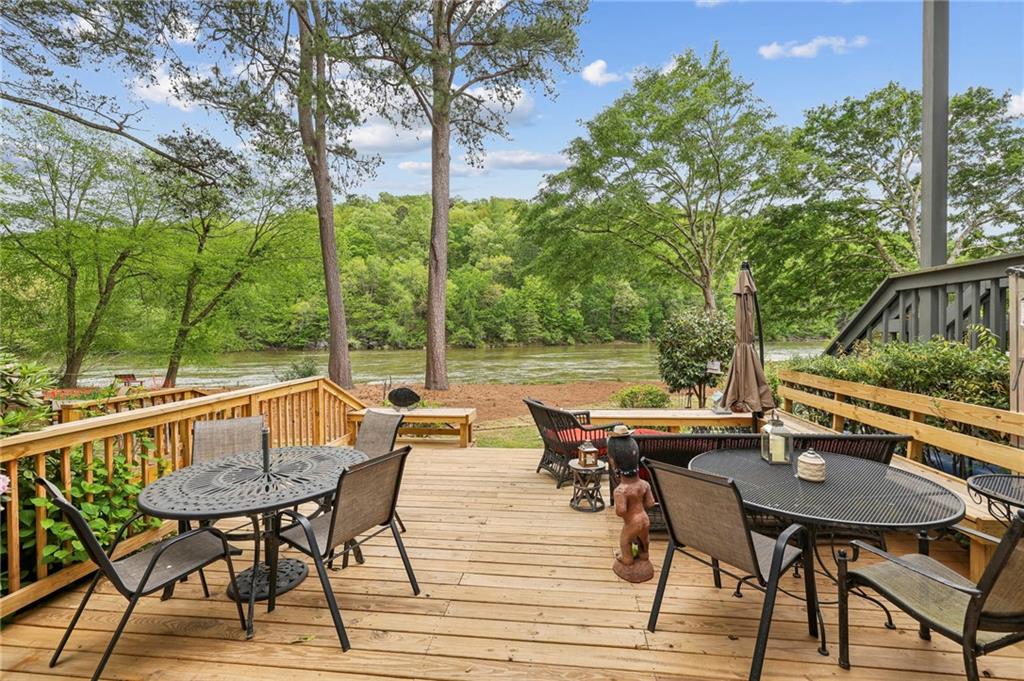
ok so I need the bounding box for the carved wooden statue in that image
[609,429,656,583]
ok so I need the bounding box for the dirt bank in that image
[350,381,669,424]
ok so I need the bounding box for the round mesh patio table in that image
[689,449,965,531]
[138,446,366,637]
[967,473,1024,527]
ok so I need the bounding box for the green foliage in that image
[275,357,321,382]
[611,385,671,409]
[532,45,792,310]
[2,444,161,594]
[0,349,55,436]
[782,329,1008,409]
[657,310,734,407]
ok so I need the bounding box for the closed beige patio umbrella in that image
[722,262,775,415]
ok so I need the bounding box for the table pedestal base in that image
[228,558,308,602]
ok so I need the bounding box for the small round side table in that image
[569,459,606,513]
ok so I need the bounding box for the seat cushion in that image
[113,530,226,595]
[751,531,803,579]
[278,514,332,556]
[543,427,609,450]
[850,553,1003,645]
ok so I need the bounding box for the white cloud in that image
[1009,90,1024,117]
[131,64,194,112]
[397,149,568,176]
[170,17,198,45]
[758,35,869,60]
[695,0,726,6]
[351,122,431,154]
[581,59,624,86]
[484,150,568,171]
[397,160,481,177]
[462,86,536,126]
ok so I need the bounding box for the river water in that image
[75,341,823,388]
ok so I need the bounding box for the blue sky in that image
[95,1,1024,200]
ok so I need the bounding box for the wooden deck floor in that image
[3,447,1022,680]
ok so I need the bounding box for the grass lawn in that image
[475,425,542,448]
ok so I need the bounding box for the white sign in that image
[706,360,722,374]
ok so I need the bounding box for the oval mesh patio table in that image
[138,446,366,637]
[688,449,965,531]
[967,473,1024,527]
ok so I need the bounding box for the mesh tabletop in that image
[138,446,367,521]
[967,474,1024,508]
[689,449,965,531]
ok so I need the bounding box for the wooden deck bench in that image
[348,407,476,448]
[586,408,756,432]
[778,411,1005,580]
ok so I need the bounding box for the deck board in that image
[4,446,1022,680]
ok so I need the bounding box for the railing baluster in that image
[34,453,47,580]
[60,447,72,498]
[970,281,982,348]
[83,441,94,503]
[104,437,115,483]
[5,460,21,592]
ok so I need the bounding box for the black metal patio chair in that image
[838,511,1024,681]
[276,446,419,651]
[524,398,621,487]
[643,460,824,681]
[37,477,245,681]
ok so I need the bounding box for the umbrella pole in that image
[742,261,766,367]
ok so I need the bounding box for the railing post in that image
[907,411,925,462]
[1010,267,1024,447]
[831,393,847,432]
[314,380,326,445]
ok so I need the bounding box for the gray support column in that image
[918,0,949,340]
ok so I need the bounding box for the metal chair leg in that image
[711,558,722,589]
[647,542,674,632]
[224,550,247,630]
[749,564,782,681]
[917,531,931,640]
[245,518,262,640]
[90,594,139,681]
[198,569,211,598]
[395,511,407,534]
[838,550,851,670]
[50,572,101,668]
[391,520,420,595]
[800,531,825,653]
[311,551,351,651]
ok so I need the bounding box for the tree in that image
[657,309,733,408]
[531,46,791,313]
[149,133,304,386]
[797,84,1024,271]
[175,1,373,388]
[0,1,217,178]
[343,0,587,389]
[0,110,163,387]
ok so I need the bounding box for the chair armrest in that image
[277,508,327,558]
[568,410,591,424]
[848,540,982,596]
[135,525,231,593]
[107,511,147,556]
[766,523,806,578]
[952,523,1001,546]
[581,422,622,433]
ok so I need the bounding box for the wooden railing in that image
[777,370,1024,473]
[0,377,364,615]
[56,386,210,423]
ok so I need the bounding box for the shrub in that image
[0,349,55,436]
[612,385,672,409]
[657,309,734,408]
[275,356,321,381]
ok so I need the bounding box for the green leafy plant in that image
[657,310,734,408]
[275,356,321,382]
[2,437,163,595]
[611,385,671,409]
[0,349,55,435]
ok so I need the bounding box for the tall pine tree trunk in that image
[425,3,451,390]
[296,1,353,388]
[61,267,79,387]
